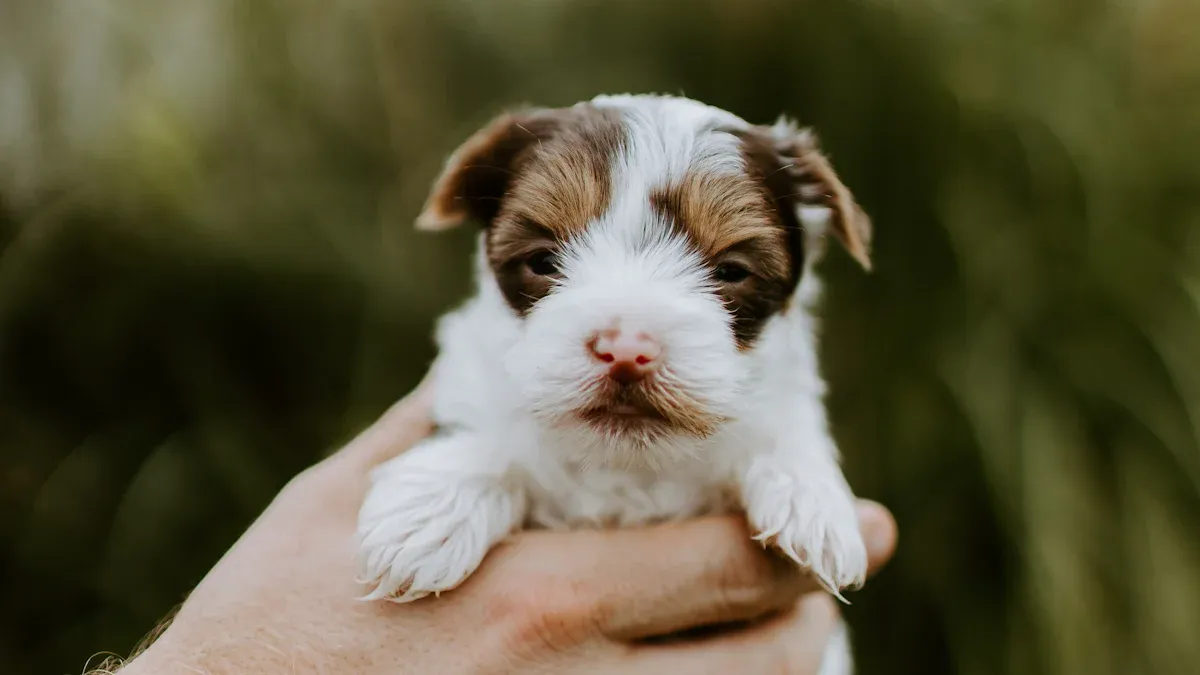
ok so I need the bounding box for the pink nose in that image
[590,329,662,383]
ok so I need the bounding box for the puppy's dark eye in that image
[525,250,560,277]
[714,262,752,284]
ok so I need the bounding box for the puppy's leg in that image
[738,426,867,599]
[356,431,525,603]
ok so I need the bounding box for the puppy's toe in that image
[746,478,867,601]
[357,522,474,603]
[355,448,525,604]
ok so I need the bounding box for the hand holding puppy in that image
[115,381,897,675]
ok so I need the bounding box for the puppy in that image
[357,94,873,672]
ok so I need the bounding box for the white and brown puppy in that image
[357,93,873,670]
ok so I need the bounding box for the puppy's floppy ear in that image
[765,117,873,271]
[416,110,559,231]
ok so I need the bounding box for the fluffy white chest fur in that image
[356,94,872,674]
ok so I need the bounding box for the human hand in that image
[116,379,898,675]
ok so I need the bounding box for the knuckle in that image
[711,549,778,612]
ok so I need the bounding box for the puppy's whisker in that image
[460,163,520,178]
[764,162,796,179]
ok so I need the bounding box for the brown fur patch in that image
[417,111,562,230]
[737,128,808,286]
[493,110,623,240]
[748,124,873,270]
[416,104,624,315]
[651,172,790,272]
[650,166,799,348]
[658,122,873,346]
[484,105,625,314]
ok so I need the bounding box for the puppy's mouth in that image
[578,399,669,429]
[572,379,723,439]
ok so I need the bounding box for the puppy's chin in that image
[539,417,708,472]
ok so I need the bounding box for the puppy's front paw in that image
[742,463,867,602]
[356,440,523,603]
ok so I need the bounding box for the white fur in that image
[357,94,864,674]
[818,619,853,675]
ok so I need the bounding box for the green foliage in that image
[2,1,1197,673]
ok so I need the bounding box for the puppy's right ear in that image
[416,110,558,231]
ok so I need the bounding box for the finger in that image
[334,372,436,472]
[625,593,842,674]
[557,515,818,641]
[857,499,899,577]
[561,500,897,641]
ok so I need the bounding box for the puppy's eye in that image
[525,251,560,277]
[713,262,752,284]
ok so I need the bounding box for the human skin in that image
[113,379,898,675]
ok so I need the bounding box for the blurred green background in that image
[2,0,1198,673]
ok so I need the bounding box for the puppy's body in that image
[358,94,873,674]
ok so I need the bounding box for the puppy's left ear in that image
[416,109,559,231]
[765,117,873,271]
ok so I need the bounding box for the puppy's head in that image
[419,94,871,467]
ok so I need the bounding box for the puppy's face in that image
[419,95,871,467]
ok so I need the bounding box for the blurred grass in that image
[1,1,1198,673]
